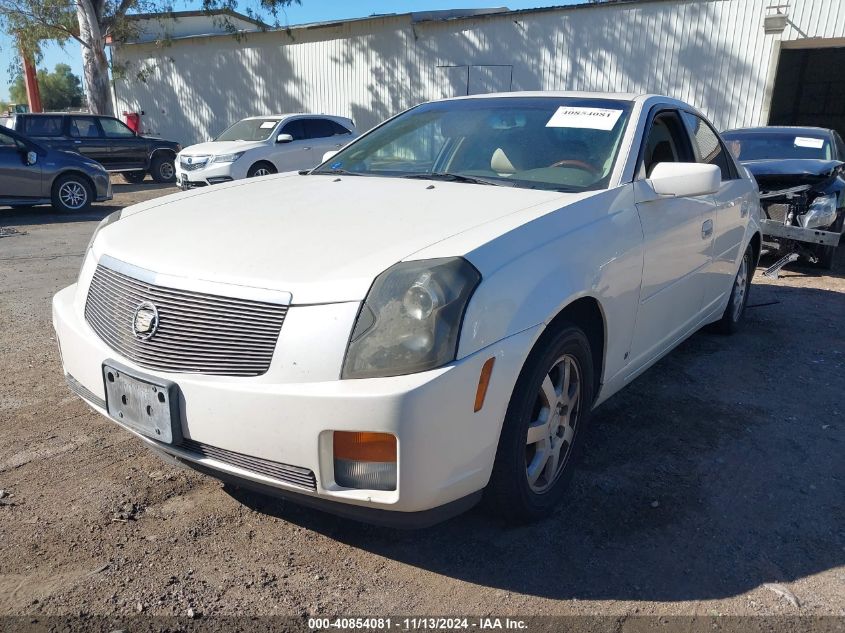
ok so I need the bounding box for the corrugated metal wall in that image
[113,0,845,145]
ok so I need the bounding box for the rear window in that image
[22,116,64,137]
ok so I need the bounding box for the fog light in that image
[207,176,234,184]
[333,431,397,491]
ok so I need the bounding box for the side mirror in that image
[648,162,720,197]
[276,133,293,144]
[26,150,37,166]
[322,150,339,163]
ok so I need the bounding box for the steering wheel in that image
[548,159,600,175]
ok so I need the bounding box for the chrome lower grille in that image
[178,439,317,491]
[764,203,791,224]
[85,265,287,377]
[179,156,209,171]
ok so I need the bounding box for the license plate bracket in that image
[102,361,182,444]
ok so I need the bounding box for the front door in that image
[273,119,316,171]
[0,128,42,200]
[628,110,714,370]
[99,117,147,170]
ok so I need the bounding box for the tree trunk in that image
[75,0,114,115]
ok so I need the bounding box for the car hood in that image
[94,174,577,304]
[742,159,842,186]
[180,140,266,157]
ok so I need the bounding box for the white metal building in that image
[111,0,845,145]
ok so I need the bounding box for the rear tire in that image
[713,243,753,334]
[150,154,176,183]
[247,162,277,178]
[121,171,146,184]
[51,174,92,213]
[483,324,594,522]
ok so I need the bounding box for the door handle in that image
[74,140,82,144]
[335,143,343,148]
[303,147,312,151]
[701,219,714,239]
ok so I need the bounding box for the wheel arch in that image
[52,168,95,195]
[248,159,278,174]
[748,230,762,269]
[148,147,177,163]
[542,296,607,402]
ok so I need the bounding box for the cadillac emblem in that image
[132,301,159,340]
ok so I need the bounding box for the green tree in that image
[9,63,84,110]
[0,0,298,116]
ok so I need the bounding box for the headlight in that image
[211,152,244,164]
[342,257,481,379]
[85,209,122,255]
[800,194,838,229]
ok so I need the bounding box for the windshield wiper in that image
[308,168,365,176]
[401,172,514,187]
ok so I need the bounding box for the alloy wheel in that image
[732,255,749,321]
[525,353,582,494]
[59,181,88,210]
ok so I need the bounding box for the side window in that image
[302,118,336,140]
[99,117,135,138]
[70,117,102,138]
[281,119,304,141]
[833,132,845,161]
[681,111,735,180]
[328,120,352,136]
[640,111,691,178]
[0,129,19,148]
[23,116,63,137]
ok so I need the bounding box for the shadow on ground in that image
[229,277,844,603]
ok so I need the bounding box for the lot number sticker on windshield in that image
[260,121,279,129]
[546,107,623,131]
[794,136,824,149]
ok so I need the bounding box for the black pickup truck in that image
[2,113,181,184]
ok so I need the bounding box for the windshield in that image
[216,118,281,142]
[722,131,833,161]
[313,97,633,191]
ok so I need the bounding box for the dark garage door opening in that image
[769,46,845,139]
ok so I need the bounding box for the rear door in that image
[680,111,748,315]
[303,118,354,163]
[98,117,147,170]
[68,116,111,166]
[0,128,42,200]
[18,115,65,150]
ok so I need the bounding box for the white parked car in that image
[54,92,761,527]
[174,114,356,188]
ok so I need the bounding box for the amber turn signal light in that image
[474,357,496,412]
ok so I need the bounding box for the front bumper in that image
[175,161,243,188]
[94,170,113,202]
[760,219,840,247]
[52,281,535,524]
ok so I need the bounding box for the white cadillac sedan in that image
[53,93,761,527]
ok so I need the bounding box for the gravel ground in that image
[0,180,843,626]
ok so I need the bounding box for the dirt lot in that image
[1,180,843,625]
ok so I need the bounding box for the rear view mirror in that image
[648,162,720,197]
[322,150,339,163]
[26,151,37,166]
[276,133,293,144]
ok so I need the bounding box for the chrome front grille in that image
[179,155,209,171]
[764,203,791,224]
[85,265,287,377]
[178,439,317,491]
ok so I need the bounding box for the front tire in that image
[247,162,277,178]
[713,243,754,334]
[150,154,176,183]
[484,324,594,522]
[51,174,92,213]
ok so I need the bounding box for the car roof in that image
[242,114,350,120]
[723,126,833,136]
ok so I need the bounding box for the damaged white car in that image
[54,93,761,526]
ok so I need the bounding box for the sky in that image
[0,0,578,102]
